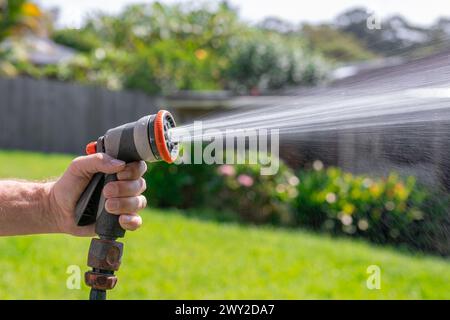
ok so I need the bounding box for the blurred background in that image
[0,0,449,299]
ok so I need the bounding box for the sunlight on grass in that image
[0,150,449,299]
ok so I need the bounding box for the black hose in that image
[90,289,106,300]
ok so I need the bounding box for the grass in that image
[0,150,449,299]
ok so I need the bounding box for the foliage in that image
[143,154,297,225]
[301,24,376,63]
[144,153,449,254]
[0,0,48,41]
[123,38,223,94]
[211,163,297,224]
[225,31,328,93]
[2,2,328,94]
[0,1,54,77]
[143,160,219,209]
[44,2,241,93]
[294,165,450,255]
[52,28,101,53]
[0,0,27,41]
[144,150,449,255]
[41,48,131,90]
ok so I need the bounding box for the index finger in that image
[116,161,147,180]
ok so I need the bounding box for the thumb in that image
[69,153,126,178]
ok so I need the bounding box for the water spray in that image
[75,110,178,300]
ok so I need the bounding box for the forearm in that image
[0,180,58,236]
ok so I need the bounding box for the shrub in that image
[143,161,220,209]
[144,151,448,255]
[52,29,101,53]
[225,32,328,93]
[293,165,449,255]
[210,163,298,225]
[143,156,297,225]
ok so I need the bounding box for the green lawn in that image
[0,150,449,299]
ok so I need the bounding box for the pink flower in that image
[237,174,254,187]
[218,165,235,176]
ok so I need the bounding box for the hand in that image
[47,153,147,236]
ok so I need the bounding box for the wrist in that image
[40,181,63,234]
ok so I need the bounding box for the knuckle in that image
[119,181,134,195]
[69,156,88,175]
[127,197,140,211]
[69,156,83,171]
[103,182,118,197]
[130,168,141,179]
[93,153,106,161]
[123,163,142,179]
[115,180,143,196]
[121,181,133,194]
[71,155,87,167]
[105,199,119,213]
[118,199,130,212]
[72,156,84,165]
[124,162,135,171]
[106,195,146,213]
[130,161,140,168]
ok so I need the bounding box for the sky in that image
[37,0,450,28]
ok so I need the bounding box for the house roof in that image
[1,34,76,65]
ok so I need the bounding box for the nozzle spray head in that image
[76,110,179,227]
[92,109,178,164]
[151,110,179,163]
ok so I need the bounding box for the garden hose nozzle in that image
[74,110,178,300]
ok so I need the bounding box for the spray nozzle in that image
[152,110,179,163]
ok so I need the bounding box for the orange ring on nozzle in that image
[154,110,175,163]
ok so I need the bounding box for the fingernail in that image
[104,183,118,197]
[110,159,125,167]
[106,199,119,211]
[117,170,131,180]
[122,215,134,223]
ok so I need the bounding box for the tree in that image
[302,24,376,62]
[0,0,49,41]
[0,0,26,41]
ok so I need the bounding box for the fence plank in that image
[0,77,163,155]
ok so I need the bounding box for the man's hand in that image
[48,153,147,236]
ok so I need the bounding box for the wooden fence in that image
[0,77,163,154]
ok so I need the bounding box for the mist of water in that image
[166,51,450,186]
[169,89,450,142]
[169,46,450,145]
